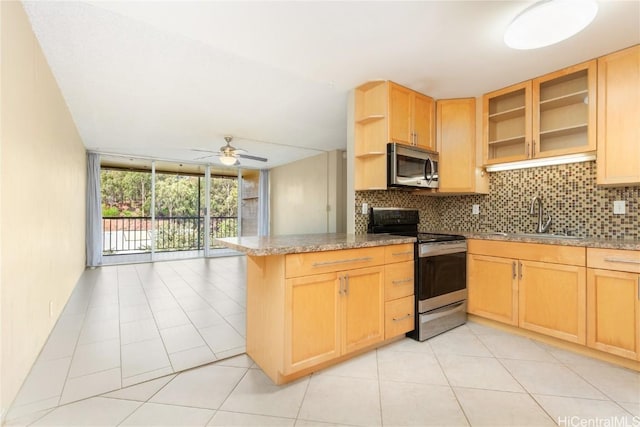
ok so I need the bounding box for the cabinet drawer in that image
[385,244,414,263]
[468,239,585,266]
[587,248,640,274]
[285,247,385,278]
[385,261,414,301]
[385,295,415,339]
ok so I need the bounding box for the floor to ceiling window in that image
[100,157,240,263]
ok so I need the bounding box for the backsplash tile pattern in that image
[356,161,639,240]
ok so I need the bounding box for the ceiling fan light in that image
[504,0,598,50]
[219,155,237,166]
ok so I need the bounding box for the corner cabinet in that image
[483,60,596,165]
[586,248,640,361]
[354,80,434,191]
[437,98,488,194]
[596,45,640,186]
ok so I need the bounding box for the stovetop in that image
[388,231,466,243]
[367,207,465,243]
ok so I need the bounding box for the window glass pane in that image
[100,169,152,254]
[154,172,204,252]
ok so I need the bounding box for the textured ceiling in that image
[23,1,640,169]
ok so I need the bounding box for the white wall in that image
[1,2,86,418]
[270,150,346,235]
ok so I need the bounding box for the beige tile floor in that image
[6,256,247,421]
[6,257,640,426]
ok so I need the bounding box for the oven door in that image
[417,242,467,313]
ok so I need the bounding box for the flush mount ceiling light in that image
[504,0,598,50]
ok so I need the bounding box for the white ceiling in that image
[23,1,640,169]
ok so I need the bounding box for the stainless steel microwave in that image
[387,143,439,189]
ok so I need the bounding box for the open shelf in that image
[355,151,385,158]
[356,114,385,125]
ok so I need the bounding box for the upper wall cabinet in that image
[436,98,488,194]
[389,83,436,151]
[596,45,640,186]
[354,80,435,191]
[483,60,596,165]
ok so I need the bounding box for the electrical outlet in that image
[362,203,368,215]
[472,204,480,215]
[613,200,626,215]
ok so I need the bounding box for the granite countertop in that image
[214,233,417,256]
[446,231,640,251]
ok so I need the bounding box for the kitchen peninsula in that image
[215,233,417,384]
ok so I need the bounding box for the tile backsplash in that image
[356,161,639,240]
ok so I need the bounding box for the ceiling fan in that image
[193,136,268,166]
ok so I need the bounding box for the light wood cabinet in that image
[467,254,518,325]
[284,248,385,373]
[467,239,586,344]
[285,272,341,373]
[247,243,413,385]
[388,82,435,151]
[437,98,487,194]
[519,260,586,344]
[597,45,640,186]
[383,243,415,339]
[587,248,640,360]
[354,81,434,190]
[483,60,596,165]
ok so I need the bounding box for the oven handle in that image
[420,301,466,323]
[419,242,467,257]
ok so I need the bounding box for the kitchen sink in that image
[486,232,584,240]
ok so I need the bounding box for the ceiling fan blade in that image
[191,148,218,154]
[193,153,217,160]
[237,153,268,162]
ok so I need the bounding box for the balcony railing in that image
[102,216,237,254]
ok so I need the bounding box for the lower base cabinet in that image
[519,260,586,344]
[587,248,640,361]
[284,265,385,375]
[248,244,414,384]
[467,240,586,344]
[467,254,518,325]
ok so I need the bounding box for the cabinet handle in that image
[518,261,523,280]
[393,313,412,322]
[392,250,413,257]
[532,139,536,156]
[638,277,640,300]
[512,261,516,280]
[345,274,349,295]
[415,132,418,146]
[392,278,412,285]
[603,257,640,265]
[526,142,530,159]
[312,256,373,267]
[338,276,344,295]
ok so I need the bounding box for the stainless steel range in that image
[368,207,467,341]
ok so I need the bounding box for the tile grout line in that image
[132,264,177,375]
[472,328,571,425]
[163,260,245,357]
[55,269,102,409]
[147,262,222,363]
[429,337,473,427]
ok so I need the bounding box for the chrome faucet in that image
[530,196,552,233]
